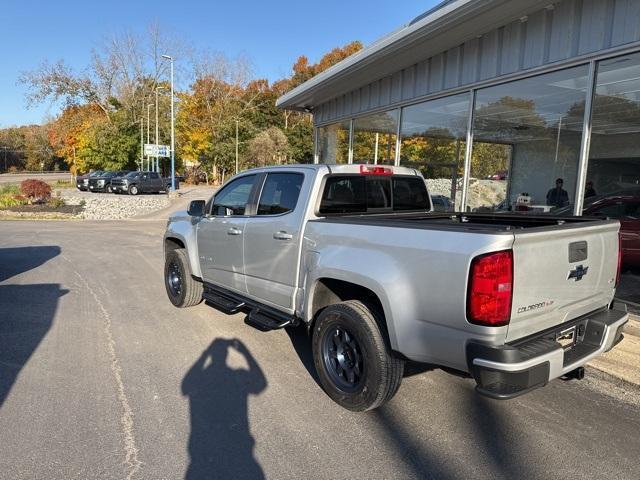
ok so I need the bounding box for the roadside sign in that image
[157,145,170,157]
[144,144,171,157]
[144,144,157,156]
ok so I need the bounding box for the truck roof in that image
[240,163,421,177]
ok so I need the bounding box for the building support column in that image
[460,89,476,212]
[574,60,598,216]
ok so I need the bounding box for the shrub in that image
[49,196,66,208]
[0,193,27,209]
[0,184,20,195]
[20,179,52,203]
[7,166,18,173]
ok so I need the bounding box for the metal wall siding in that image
[612,0,640,45]
[415,60,428,96]
[445,46,461,89]
[391,71,403,103]
[429,53,445,93]
[523,9,547,69]
[461,37,480,85]
[315,0,640,125]
[501,21,523,75]
[402,64,416,101]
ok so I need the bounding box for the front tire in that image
[128,184,139,195]
[312,300,404,411]
[164,248,203,307]
[106,184,113,193]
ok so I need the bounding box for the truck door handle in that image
[273,231,293,240]
[227,227,242,236]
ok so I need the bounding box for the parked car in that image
[163,164,627,411]
[583,190,640,268]
[431,194,453,211]
[110,171,177,195]
[88,170,130,193]
[487,170,508,180]
[76,170,104,191]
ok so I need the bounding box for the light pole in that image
[155,86,165,173]
[140,119,144,171]
[162,54,175,191]
[235,119,239,175]
[147,103,153,171]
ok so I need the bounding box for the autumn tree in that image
[247,127,290,167]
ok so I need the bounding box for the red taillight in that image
[359,164,393,175]
[467,250,513,327]
[616,232,622,287]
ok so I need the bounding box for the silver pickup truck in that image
[164,164,628,411]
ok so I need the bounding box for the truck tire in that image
[106,184,113,193]
[312,300,404,411]
[128,184,139,195]
[164,248,203,307]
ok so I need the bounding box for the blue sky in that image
[0,1,439,128]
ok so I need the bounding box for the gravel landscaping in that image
[60,190,170,220]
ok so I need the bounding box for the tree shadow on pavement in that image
[0,245,66,409]
[182,338,267,480]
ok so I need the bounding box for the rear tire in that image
[164,248,203,307]
[312,300,404,411]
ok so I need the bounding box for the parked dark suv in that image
[110,171,177,195]
[88,170,130,193]
[76,170,104,191]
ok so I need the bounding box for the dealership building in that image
[277,0,640,215]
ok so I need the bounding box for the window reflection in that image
[352,110,398,165]
[585,53,640,205]
[318,121,350,164]
[470,65,590,213]
[399,93,470,211]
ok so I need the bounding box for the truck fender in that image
[164,216,202,279]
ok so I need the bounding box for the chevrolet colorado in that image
[164,164,628,411]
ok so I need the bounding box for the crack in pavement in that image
[62,255,143,480]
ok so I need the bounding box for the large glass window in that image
[399,93,470,211]
[469,65,590,213]
[352,110,399,165]
[585,53,640,203]
[318,121,350,164]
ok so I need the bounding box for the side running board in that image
[203,288,245,314]
[245,308,297,331]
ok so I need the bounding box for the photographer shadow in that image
[182,338,267,480]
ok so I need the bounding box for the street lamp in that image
[162,54,175,192]
[235,119,239,175]
[155,85,166,173]
[147,103,153,171]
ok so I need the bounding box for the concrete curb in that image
[588,313,640,386]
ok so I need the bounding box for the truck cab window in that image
[211,175,256,216]
[257,173,304,215]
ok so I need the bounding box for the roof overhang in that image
[277,0,552,111]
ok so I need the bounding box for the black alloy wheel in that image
[164,248,203,308]
[321,324,364,393]
[312,300,405,411]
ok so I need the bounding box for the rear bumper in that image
[466,303,628,399]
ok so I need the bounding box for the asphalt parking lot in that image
[1,219,639,480]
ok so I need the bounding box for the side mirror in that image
[188,200,206,217]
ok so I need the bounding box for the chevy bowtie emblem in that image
[568,265,589,281]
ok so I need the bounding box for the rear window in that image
[319,175,430,214]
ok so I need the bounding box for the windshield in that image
[89,171,103,177]
[126,172,140,178]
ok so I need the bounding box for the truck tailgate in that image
[507,220,620,342]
